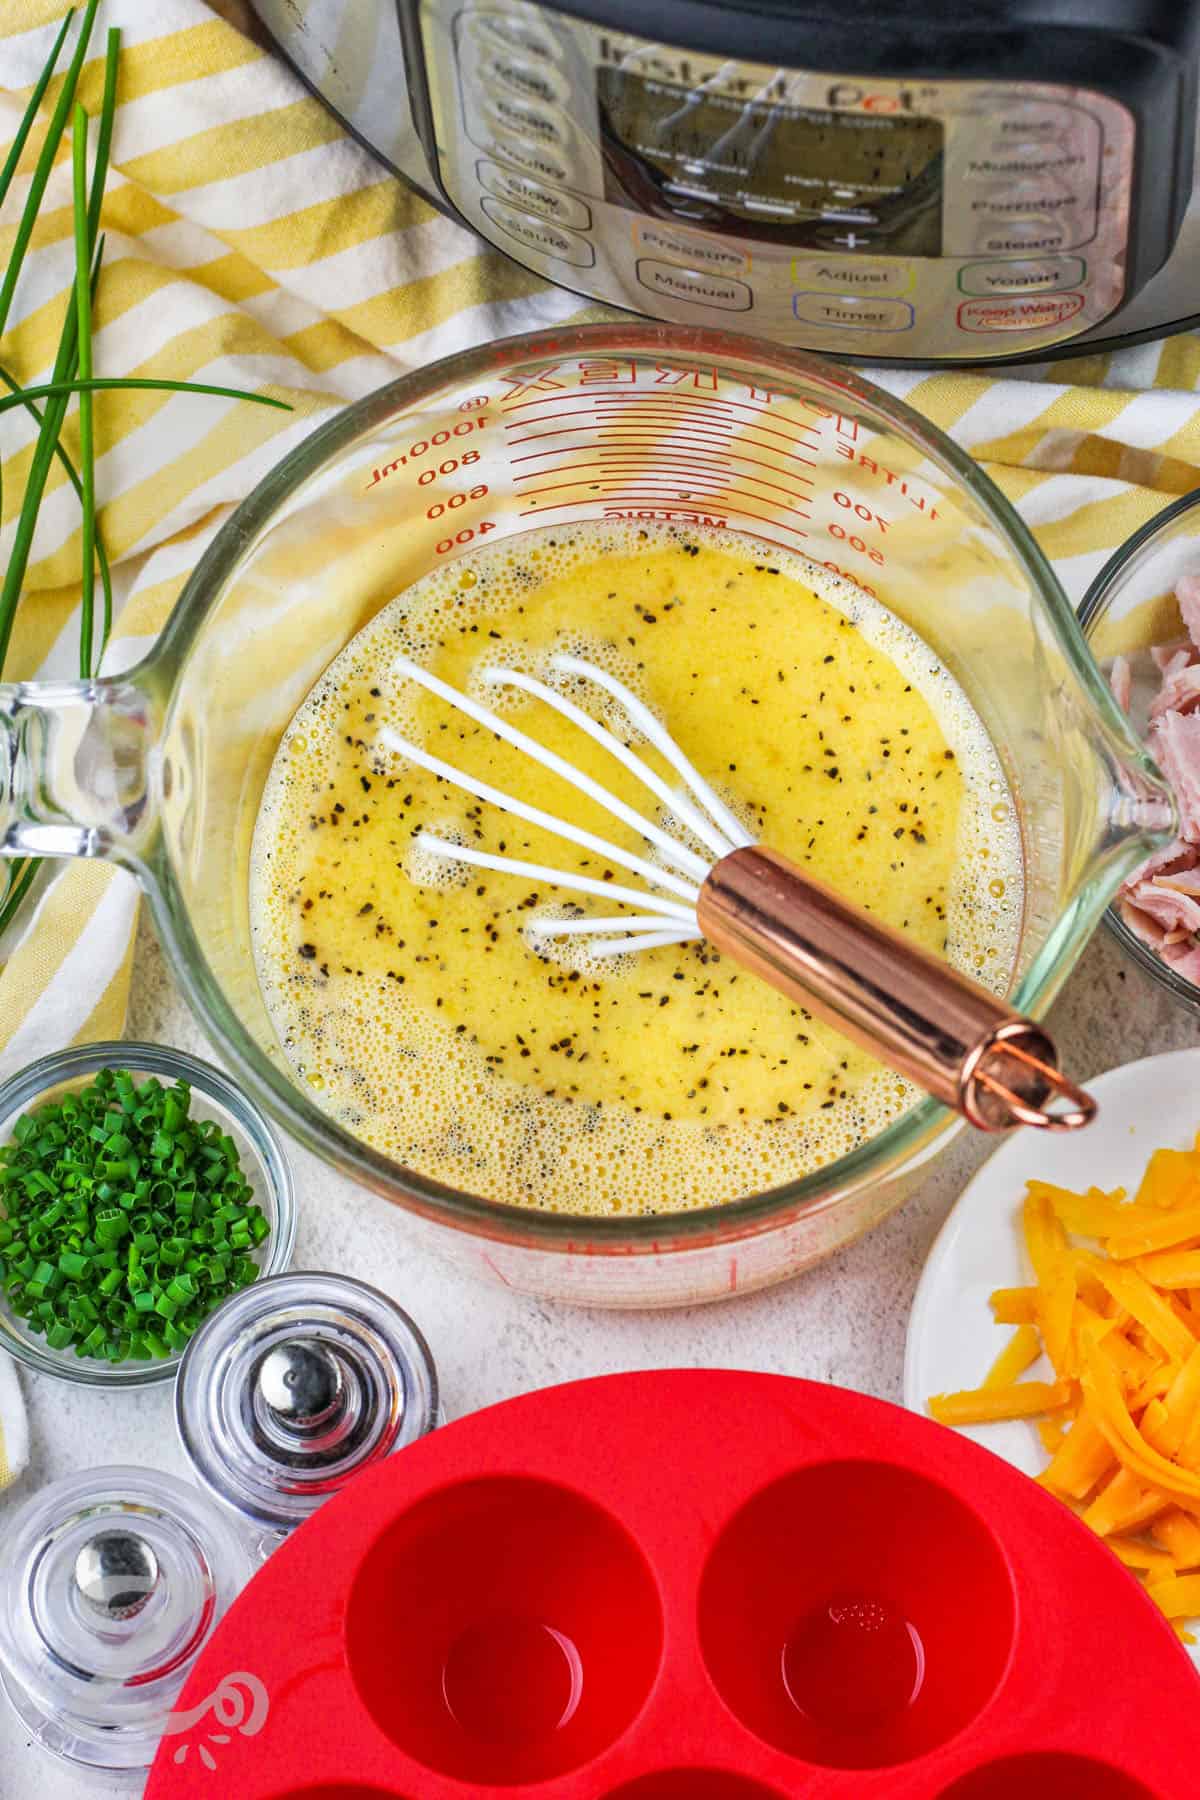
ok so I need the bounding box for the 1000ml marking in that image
[366,418,489,489]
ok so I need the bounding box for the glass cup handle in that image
[0,677,159,868]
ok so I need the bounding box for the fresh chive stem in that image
[72,104,95,679]
[0,0,101,339]
[0,377,294,416]
[0,860,40,941]
[0,10,75,216]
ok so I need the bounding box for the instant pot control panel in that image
[416,3,1139,360]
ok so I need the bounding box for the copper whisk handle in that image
[697,846,1094,1133]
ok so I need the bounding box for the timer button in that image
[476,158,591,230]
[480,195,595,267]
[792,292,914,332]
[635,259,753,311]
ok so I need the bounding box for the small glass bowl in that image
[1079,484,1200,1013]
[0,1042,296,1388]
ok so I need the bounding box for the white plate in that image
[904,1049,1200,1665]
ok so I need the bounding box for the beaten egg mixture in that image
[251,522,1021,1214]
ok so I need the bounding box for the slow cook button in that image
[635,221,750,274]
[480,195,595,267]
[956,291,1085,332]
[958,255,1085,296]
[791,257,913,296]
[476,159,590,229]
[635,259,752,311]
[791,292,914,332]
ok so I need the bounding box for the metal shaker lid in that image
[174,1271,439,1532]
[0,1465,253,1776]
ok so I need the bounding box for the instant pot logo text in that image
[596,37,937,112]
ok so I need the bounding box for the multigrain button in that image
[483,91,568,148]
[476,159,590,228]
[480,195,595,267]
[958,255,1085,296]
[956,292,1085,332]
[634,221,750,273]
[791,257,913,296]
[791,292,914,332]
[635,259,752,310]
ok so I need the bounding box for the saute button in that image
[792,292,914,332]
[483,91,568,148]
[956,292,1085,332]
[477,159,590,228]
[958,255,1085,296]
[480,195,595,267]
[792,257,912,296]
[635,259,753,310]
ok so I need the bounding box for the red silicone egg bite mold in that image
[146,1371,1200,1797]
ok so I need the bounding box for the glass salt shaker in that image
[175,1271,439,1550]
[0,1465,254,1785]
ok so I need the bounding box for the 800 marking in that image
[366,418,488,489]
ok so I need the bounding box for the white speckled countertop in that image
[0,912,1194,1796]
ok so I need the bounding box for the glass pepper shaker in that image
[0,1465,253,1783]
[175,1271,439,1546]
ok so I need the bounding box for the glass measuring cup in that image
[0,325,1174,1306]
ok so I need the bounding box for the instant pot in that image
[247,0,1200,364]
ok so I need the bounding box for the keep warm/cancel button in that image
[635,259,752,311]
[957,292,1085,332]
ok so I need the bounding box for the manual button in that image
[958,255,1085,296]
[635,259,752,311]
[480,196,595,267]
[476,159,590,229]
[792,292,914,332]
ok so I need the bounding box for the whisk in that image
[377,651,1095,1133]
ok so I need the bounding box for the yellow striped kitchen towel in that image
[1,1,1200,1145]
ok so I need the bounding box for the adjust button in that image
[956,292,1085,332]
[480,195,595,267]
[791,257,913,296]
[635,259,752,311]
[792,292,914,332]
[958,255,1085,296]
[477,159,590,229]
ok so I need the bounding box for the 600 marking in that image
[365,419,488,489]
[426,484,488,520]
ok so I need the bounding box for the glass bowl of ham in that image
[1081,486,1200,1001]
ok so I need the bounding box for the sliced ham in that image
[1150,664,1200,720]
[1161,942,1200,985]
[1122,881,1200,936]
[1177,573,1200,651]
[1152,642,1195,673]
[1150,710,1200,843]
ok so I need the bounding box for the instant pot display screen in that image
[598,67,944,253]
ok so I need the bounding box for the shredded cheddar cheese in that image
[928,1130,1200,1641]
